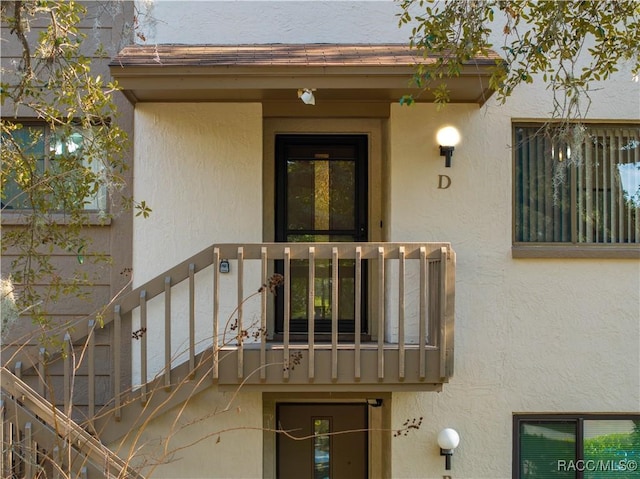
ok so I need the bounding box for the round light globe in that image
[436,126,461,147]
[437,428,460,450]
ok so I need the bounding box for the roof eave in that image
[111,63,497,106]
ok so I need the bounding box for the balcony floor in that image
[216,342,446,392]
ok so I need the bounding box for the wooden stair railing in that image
[1,366,144,479]
[2,242,456,444]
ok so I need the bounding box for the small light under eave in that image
[297,88,316,105]
[436,126,461,168]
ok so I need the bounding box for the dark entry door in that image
[277,403,368,479]
[275,135,368,335]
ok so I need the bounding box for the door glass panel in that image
[287,159,355,231]
[313,418,331,479]
[276,135,367,335]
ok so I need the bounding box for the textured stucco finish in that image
[132,103,263,382]
[137,1,407,45]
[112,390,263,479]
[388,101,640,477]
[128,2,640,478]
[133,102,263,283]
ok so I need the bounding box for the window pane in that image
[313,418,331,479]
[520,421,576,478]
[514,124,640,244]
[2,126,45,209]
[2,125,106,211]
[514,127,572,242]
[584,420,640,479]
[578,128,640,243]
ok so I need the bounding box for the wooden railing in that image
[115,242,455,390]
[3,242,455,440]
[1,367,143,479]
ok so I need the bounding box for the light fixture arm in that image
[440,145,455,168]
[440,448,454,470]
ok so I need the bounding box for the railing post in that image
[260,247,268,381]
[63,333,71,415]
[419,246,427,380]
[308,247,315,381]
[189,263,196,378]
[377,246,385,381]
[113,305,122,421]
[213,247,220,381]
[236,248,244,380]
[439,247,447,379]
[24,422,33,479]
[38,349,45,397]
[354,246,362,381]
[6,411,15,479]
[87,319,95,425]
[441,246,456,380]
[0,399,4,477]
[164,276,172,389]
[398,246,406,380]
[140,290,148,404]
[331,247,339,381]
[283,247,291,381]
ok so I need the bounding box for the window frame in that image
[512,121,640,259]
[513,413,640,479]
[1,120,109,217]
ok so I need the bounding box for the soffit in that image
[109,44,501,109]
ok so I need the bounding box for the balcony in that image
[116,242,455,395]
[1,241,455,469]
[2,242,455,444]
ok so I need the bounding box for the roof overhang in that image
[109,44,501,115]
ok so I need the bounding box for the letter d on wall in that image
[438,175,451,189]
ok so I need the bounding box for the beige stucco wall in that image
[111,389,263,478]
[136,0,406,45]
[126,3,640,478]
[132,103,263,281]
[128,100,639,478]
[386,98,640,477]
[132,103,263,382]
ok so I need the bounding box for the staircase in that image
[1,367,142,479]
[1,241,456,476]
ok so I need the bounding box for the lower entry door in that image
[277,403,368,479]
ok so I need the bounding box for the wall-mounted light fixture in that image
[297,88,316,105]
[437,428,460,470]
[436,126,461,167]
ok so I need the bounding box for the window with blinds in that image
[514,124,640,245]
